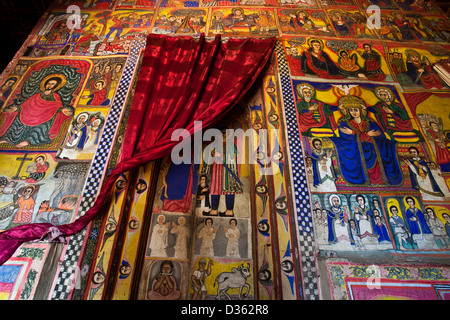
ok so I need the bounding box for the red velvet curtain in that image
[0,33,276,265]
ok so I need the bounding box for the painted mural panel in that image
[0,156,90,229]
[246,64,301,299]
[0,243,51,300]
[0,56,93,233]
[327,7,379,39]
[394,0,443,14]
[139,105,256,300]
[405,92,450,171]
[0,58,90,150]
[386,42,449,90]
[376,10,450,43]
[117,0,157,9]
[0,0,449,302]
[291,77,450,253]
[57,109,107,160]
[208,7,278,36]
[152,8,208,34]
[283,36,393,82]
[26,9,154,57]
[326,261,450,299]
[53,0,120,11]
[277,9,336,37]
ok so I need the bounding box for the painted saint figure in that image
[25,154,49,183]
[359,44,386,81]
[300,38,343,79]
[308,138,337,192]
[405,49,444,89]
[170,216,189,259]
[296,82,339,136]
[403,146,444,201]
[207,128,242,217]
[337,50,366,78]
[426,121,450,165]
[326,194,350,244]
[368,86,413,139]
[148,260,181,300]
[198,218,218,256]
[58,112,90,159]
[225,218,241,258]
[352,194,376,240]
[330,95,403,186]
[0,75,74,148]
[12,185,36,224]
[149,215,170,257]
[0,77,17,108]
[405,196,432,241]
[389,205,417,250]
[196,174,211,214]
[425,207,450,248]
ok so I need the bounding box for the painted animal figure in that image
[214,263,251,300]
[222,14,259,34]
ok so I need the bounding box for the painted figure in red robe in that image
[427,121,450,165]
[368,86,413,139]
[405,49,444,89]
[0,75,73,148]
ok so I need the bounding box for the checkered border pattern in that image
[50,35,147,300]
[274,40,319,300]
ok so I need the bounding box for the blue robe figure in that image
[310,151,337,189]
[405,206,432,236]
[327,207,345,244]
[373,217,391,242]
[445,218,450,238]
[348,219,361,247]
[407,157,444,197]
[330,100,403,186]
[160,162,198,213]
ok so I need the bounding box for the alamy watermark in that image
[171,121,281,175]
[366,5,381,30]
[66,5,82,30]
[366,264,381,290]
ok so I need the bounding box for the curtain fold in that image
[0,33,276,266]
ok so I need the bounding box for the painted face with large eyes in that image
[275,198,287,211]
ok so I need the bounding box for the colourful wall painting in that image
[209,7,278,36]
[0,58,90,150]
[291,78,450,253]
[0,0,449,301]
[377,11,449,43]
[0,243,51,300]
[277,9,336,36]
[283,36,394,81]
[326,261,450,300]
[26,9,154,57]
[386,42,449,90]
[153,8,207,34]
[327,7,379,39]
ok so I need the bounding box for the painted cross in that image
[12,153,33,180]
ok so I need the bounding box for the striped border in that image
[274,40,320,300]
[50,35,147,300]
